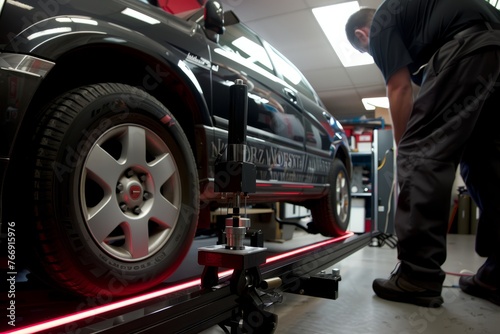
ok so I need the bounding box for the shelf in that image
[351,151,372,156]
[339,117,386,129]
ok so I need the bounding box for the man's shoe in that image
[373,273,443,308]
[459,275,500,306]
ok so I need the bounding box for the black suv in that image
[0,0,352,297]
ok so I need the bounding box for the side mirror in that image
[204,0,224,35]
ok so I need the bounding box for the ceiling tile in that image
[284,44,342,71]
[220,0,309,22]
[346,65,385,86]
[304,67,353,91]
[245,9,326,52]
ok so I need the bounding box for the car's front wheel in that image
[310,158,351,236]
[31,83,199,297]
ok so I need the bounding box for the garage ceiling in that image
[219,0,385,121]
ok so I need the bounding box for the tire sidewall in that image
[329,159,351,232]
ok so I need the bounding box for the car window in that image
[265,44,317,102]
[218,24,274,76]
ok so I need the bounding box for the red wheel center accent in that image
[129,185,142,200]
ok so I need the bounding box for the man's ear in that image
[354,27,369,44]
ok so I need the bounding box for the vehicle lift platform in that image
[5,231,371,334]
[3,81,373,334]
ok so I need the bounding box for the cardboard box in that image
[375,107,392,126]
[354,132,372,153]
[357,142,372,153]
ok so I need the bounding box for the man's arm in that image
[386,67,413,145]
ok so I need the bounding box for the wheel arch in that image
[332,142,353,180]
[37,44,209,134]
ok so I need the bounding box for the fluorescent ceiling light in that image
[362,97,389,110]
[489,0,500,10]
[312,1,373,67]
[121,8,160,25]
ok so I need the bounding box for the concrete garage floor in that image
[201,233,500,334]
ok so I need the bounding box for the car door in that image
[208,20,308,184]
[264,43,338,185]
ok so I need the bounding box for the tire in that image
[310,159,351,236]
[31,83,199,297]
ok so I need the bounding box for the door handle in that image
[283,88,297,104]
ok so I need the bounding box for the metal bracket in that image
[198,245,279,333]
[288,268,342,300]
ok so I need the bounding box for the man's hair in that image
[345,7,376,48]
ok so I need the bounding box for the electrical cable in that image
[383,178,396,234]
[377,154,387,170]
[218,324,231,334]
[442,270,475,288]
[445,270,474,277]
[370,233,398,248]
[376,146,396,234]
[369,146,397,248]
[377,147,394,171]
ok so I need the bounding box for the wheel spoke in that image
[86,144,123,187]
[123,126,147,165]
[149,195,178,229]
[124,219,150,259]
[87,198,122,243]
[148,152,176,184]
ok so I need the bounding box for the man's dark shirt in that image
[369,0,500,85]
